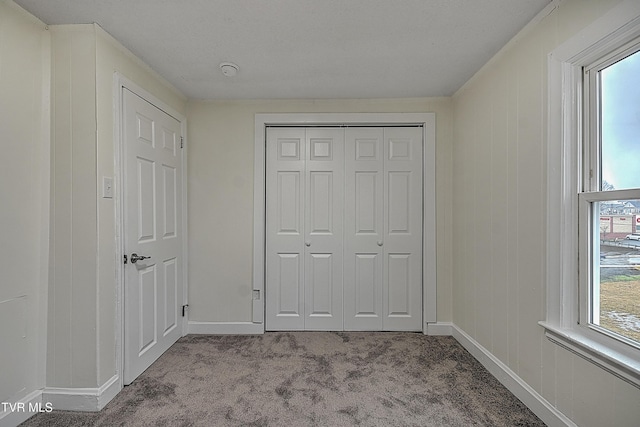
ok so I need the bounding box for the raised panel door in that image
[344,128,384,330]
[266,126,422,331]
[304,129,343,330]
[265,128,305,330]
[124,89,183,384]
[383,128,422,331]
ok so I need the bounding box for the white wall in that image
[186,98,453,324]
[0,0,50,411]
[452,0,640,425]
[49,24,98,388]
[47,23,186,390]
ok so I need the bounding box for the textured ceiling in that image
[14,0,552,99]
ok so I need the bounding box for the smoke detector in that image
[219,62,239,77]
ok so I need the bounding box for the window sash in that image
[584,38,640,193]
[578,190,640,348]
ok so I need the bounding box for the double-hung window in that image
[581,41,640,350]
[543,1,640,387]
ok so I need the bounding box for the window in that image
[581,41,640,349]
[543,2,640,387]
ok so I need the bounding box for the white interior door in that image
[265,128,306,330]
[344,127,422,331]
[266,126,422,331]
[123,88,183,384]
[383,127,422,330]
[304,128,344,330]
[344,128,384,330]
[266,128,344,330]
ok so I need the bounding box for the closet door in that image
[267,126,422,331]
[304,128,344,330]
[265,128,306,330]
[344,128,384,330]
[383,127,423,331]
[265,127,344,330]
[344,127,423,331]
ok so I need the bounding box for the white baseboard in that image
[0,389,43,427]
[425,322,453,336]
[187,321,264,335]
[42,374,120,412]
[96,375,120,410]
[450,324,576,427]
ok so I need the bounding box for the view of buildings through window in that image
[595,48,640,345]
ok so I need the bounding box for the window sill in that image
[539,321,640,388]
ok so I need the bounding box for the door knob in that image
[130,253,151,264]
[305,241,311,247]
[377,241,383,246]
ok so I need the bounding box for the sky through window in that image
[601,49,640,190]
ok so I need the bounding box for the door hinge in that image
[180,137,184,149]
[182,304,189,317]
[123,254,128,264]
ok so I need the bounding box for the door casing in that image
[114,74,189,390]
[253,113,437,333]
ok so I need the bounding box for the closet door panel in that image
[383,127,423,331]
[344,128,384,330]
[304,128,344,330]
[353,253,381,318]
[266,128,306,330]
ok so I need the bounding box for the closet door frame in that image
[253,113,436,333]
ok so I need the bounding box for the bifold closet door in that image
[265,128,305,330]
[304,128,344,330]
[265,127,344,330]
[344,127,423,331]
[383,127,422,331]
[344,128,384,330]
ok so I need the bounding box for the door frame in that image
[253,113,436,333]
[114,73,189,389]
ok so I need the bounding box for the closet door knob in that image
[377,241,383,246]
[305,241,311,247]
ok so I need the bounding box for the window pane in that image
[600,49,640,191]
[596,200,640,345]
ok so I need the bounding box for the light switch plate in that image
[102,177,113,198]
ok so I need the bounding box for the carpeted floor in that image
[21,332,545,426]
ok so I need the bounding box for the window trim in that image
[542,0,640,388]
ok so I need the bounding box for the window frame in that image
[542,0,640,388]
[580,38,640,350]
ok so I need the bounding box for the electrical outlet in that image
[102,177,113,198]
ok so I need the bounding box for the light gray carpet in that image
[21,332,545,426]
